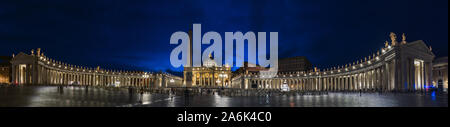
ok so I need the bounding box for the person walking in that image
[139,88,144,103]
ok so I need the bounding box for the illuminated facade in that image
[182,30,232,88]
[10,48,183,88]
[183,54,232,88]
[232,33,435,92]
[0,56,11,84]
[6,33,437,92]
[0,66,10,84]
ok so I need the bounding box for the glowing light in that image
[414,60,423,65]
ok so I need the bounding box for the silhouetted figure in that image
[85,85,89,94]
[184,88,190,106]
[139,89,144,104]
[128,87,133,102]
[58,86,64,94]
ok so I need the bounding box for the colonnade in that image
[34,66,158,87]
[232,39,435,92]
[10,49,183,88]
[241,66,388,91]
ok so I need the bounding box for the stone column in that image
[339,77,342,91]
[354,75,358,91]
[420,61,425,90]
[384,63,389,91]
[346,76,349,91]
[303,79,305,91]
[337,76,342,91]
[426,62,432,89]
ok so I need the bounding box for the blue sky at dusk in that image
[0,0,448,73]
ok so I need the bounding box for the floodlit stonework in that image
[183,54,232,88]
[0,56,11,84]
[232,33,435,92]
[7,33,437,93]
[10,48,182,88]
[0,66,9,84]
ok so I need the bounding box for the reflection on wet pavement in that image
[0,86,447,107]
[0,86,169,107]
[142,93,447,107]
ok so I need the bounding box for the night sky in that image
[0,0,448,73]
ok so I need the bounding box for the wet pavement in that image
[154,93,448,107]
[0,86,447,107]
[0,86,169,107]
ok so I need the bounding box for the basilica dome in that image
[203,54,217,67]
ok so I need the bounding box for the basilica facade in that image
[183,54,232,88]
